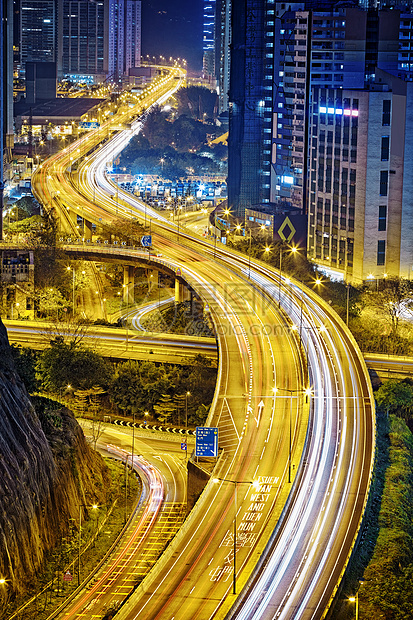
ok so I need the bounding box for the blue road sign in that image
[141,235,152,247]
[195,427,218,457]
[181,442,187,451]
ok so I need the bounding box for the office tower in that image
[58,0,107,81]
[1,0,15,240]
[125,0,141,72]
[307,70,413,283]
[216,0,231,113]
[227,0,274,217]
[272,6,400,215]
[20,0,56,71]
[203,0,217,82]
[58,0,141,83]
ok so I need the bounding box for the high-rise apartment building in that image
[124,0,141,73]
[203,0,217,82]
[216,0,231,113]
[272,6,400,215]
[58,0,107,81]
[1,0,15,240]
[108,0,141,81]
[20,0,141,83]
[20,0,56,71]
[307,70,413,283]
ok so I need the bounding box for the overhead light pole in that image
[185,391,190,460]
[212,477,260,594]
[272,386,313,483]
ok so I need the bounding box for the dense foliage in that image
[110,355,216,426]
[35,337,111,392]
[117,85,226,178]
[140,300,214,337]
[12,336,216,428]
[358,415,413,619]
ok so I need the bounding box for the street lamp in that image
[212,477,260,594]
[349,591,359,620]
[67,266,85,315]
[272,386,313,483]
[184,391,190,459]
[278,245,300,307]
[214,207,231,259]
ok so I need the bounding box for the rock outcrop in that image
[0,319,110,596]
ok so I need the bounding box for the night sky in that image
[141,1,204,73]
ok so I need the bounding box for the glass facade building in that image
[20,0,56,70]
[59,0,105,78]
[58,0,141,82]
[228,0,275,217]
[203,0,217,81]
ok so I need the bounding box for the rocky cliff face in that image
[0,319,110,597]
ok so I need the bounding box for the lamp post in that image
[272,386,313,483]
[212,477,260,594]
[349,591,359,620]
[214,207,230,259]
[184,391,190,459]
[346,283,350,327]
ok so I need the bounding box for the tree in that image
[10,345,39,393]
[367,277,413,337]
[110,360,171,414]
[36,287,68,320]
[36,337,111,393]
[26,210,68,289]
[175,86,218,121]
[375,379,413,421]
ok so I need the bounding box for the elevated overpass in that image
[28,68,376,620]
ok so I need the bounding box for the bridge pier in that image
[147,268,159,292]
[83,219,93,240]
[175,279,191,303]
[65,208,78,229]
[123,266,135,303]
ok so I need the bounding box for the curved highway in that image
[30,69,375,620]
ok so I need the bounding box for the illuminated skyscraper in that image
[216,0,231,113]
[227,0,274,216]
[20,0,56,70]
[203,0,217,82]
[58,0,106,81]
[57,0,141,83]
[308,71,413,283]
[1,0,14,240]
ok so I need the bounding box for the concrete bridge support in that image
[84,219,93,240]
[123,266,135,303]
[147,269,159,291]
[175,279,191,303]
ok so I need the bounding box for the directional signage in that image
[195,427,218,457]
[141,235,152,248]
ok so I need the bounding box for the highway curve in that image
[30,70,375,620]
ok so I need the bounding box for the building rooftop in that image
[14,97,105,123]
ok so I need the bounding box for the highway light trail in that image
[30,67,375,619]
[61,447,164,620]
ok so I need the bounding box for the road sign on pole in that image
[141,235,152,248]
[63,571,73,582]
[181,441,187,451]
[195,427,218,457]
